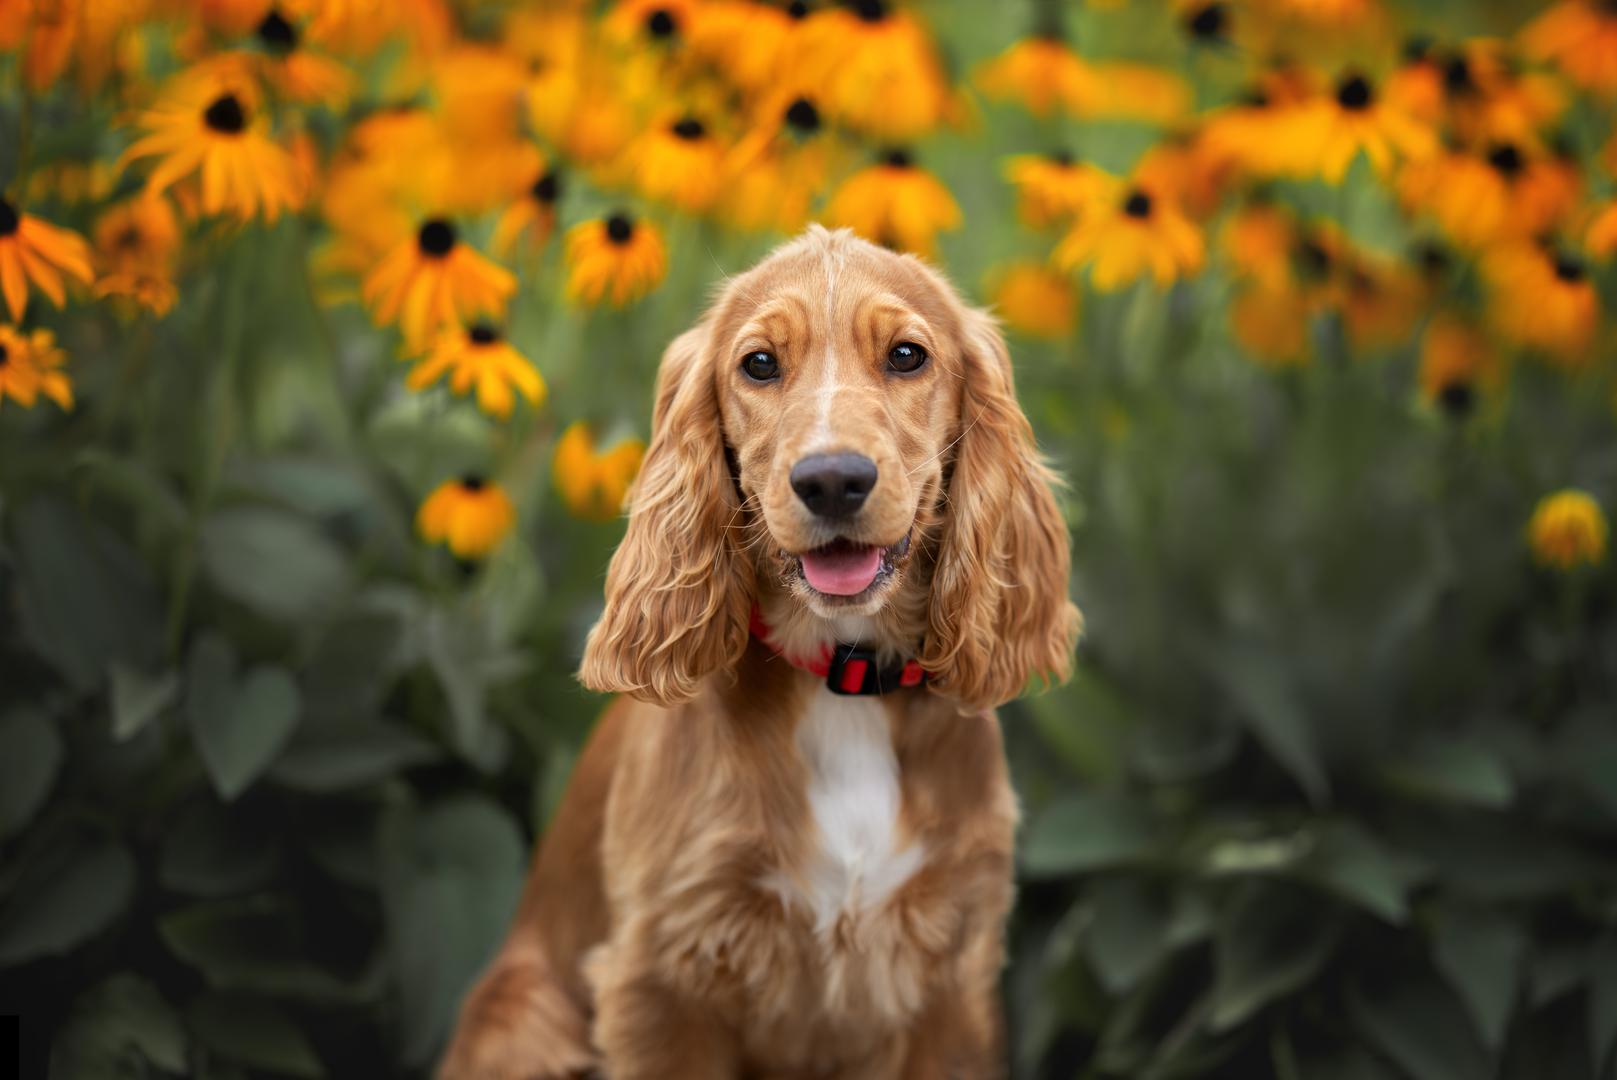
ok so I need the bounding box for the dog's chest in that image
[776,690,925,932]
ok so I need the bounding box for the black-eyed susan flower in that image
[492,165,561,259]
[121,77,305,222]
[91,195,181,316]
[629,117,725,213]
[1528,490,1608,570]
[362,218,517,347]
[1418,313,1500,417]
[1521,2,1617,98]
[685,0,800,92]
[417,476,517,560]
[1221,200,1298,290]
[1441,43,1565,149]
[0,325,72,411]
[1282,71,1437,183]
[552,421,646,521]
[1385,38,1447,125]
[1003,152,1114,229]
[564,214,667,308]
[406,322,545,419]
[251,8,355,108]
[721,96,837,233]
[1134,133,1231,220]
[1054,184,1204,291]
[988,262,1078,340]
[976,36,1188,123]
[1397,143,1579,249]
[604,0,696,47]
[823,150,961,258]
[792,2,953,139]
[1339,259,1422,352]
[1484,243,1600,365]
[0,0,76,90]
[0,197,94,321]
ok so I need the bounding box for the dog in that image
[438,226,1079,1079]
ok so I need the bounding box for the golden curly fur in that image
[438,227,1080,1079]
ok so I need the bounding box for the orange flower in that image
[988,262,1078,340]
[552,422,646,521]
[1521,1,1617,97]
[791,2,953,139]
[406,322,545,419]
[1054,184,1204,291]
[1483,244,1600,365]
[0,198,94,321]
[418,476,516,559]
[1003,153,1114,229]
[0,325,72,410]
[1418,313,1501,415]
[822,150,961,258]
[976,35,1188,123]
[1279,71,1437,182]
[564,214,667,308]
[362,220,517,347]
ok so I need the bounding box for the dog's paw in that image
[437,958,598,1080]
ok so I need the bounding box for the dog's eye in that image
[741,351,780,381]
[887,342,928,373]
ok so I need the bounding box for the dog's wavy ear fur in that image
[578,322,754,705]
[920,308,1081,709]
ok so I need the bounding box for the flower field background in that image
[3,0,1617,1076]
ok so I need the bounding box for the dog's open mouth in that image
[791,534,912,598]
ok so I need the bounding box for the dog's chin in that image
[777,531,914,618]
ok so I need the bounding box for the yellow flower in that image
[1399,143,1579,249]
[492,165,561,259]
[1418,313,1500,416]
[1521,1,1617,98]
[552,422,646,522]
[629,117,725,213]
[362,219,517,347]
[417,476,517,560]
[1221,201,1298,290]
[1441,43,1565,149]
[0,325,72,411]
[685,0,800,92]
[121,76,305,222]
[565,214,667,308]
[1588,202,1617,259]
[91,192,182,315]
[406,322,545,420]
[1528,490,1608,571]
[1133,134,1230,220]
[791,2,952,140]
[988,261,1078,340]
[976,36,1188,123]
[1003,152,1114,229]
[720,96,837,234]
[0,0,77,90]
[0,198,94,321]
[1054,184,1204,291]
[1280,71,1437,183]
[822,151,961,258]
[251,9,356,108]
[1483,243,1600,366]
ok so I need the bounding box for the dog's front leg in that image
[590,948,739,1080]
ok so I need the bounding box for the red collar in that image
[749,606,929,696]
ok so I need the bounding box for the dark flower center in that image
[1240,86,1270,108]
[203,94,247,134]
[787,0,810,17]
[1336,74,1373,110]
[469,323,500,345]
[671,117,705,140]
[531,170,560,203]
[1048,148,1075,166]
[417,219,457,257]
[1123,190,1153,219]
[1487,143,1523,177]
[1402,35,1433,63]
[0,343,8,368]
[1414,241,1450,276]
[1297,238,1331,278]
[1186,3,1227,40]
[645,8,677,38]
[256,9,297,54]
[114,226,143,250]
[1439,382,1474,418]
[606,214,634,245]
[460,475,486,492]
[850,0,887,22]
[0,198,18,237]
[784,97,820,134]
[1443,55,1475,94]
[1554,254,1586,283]
[883,148,912,168]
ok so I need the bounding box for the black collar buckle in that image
[824,644,928,696]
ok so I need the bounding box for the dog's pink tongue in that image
[800,545,882,596]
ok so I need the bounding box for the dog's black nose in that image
[790,453,877,519]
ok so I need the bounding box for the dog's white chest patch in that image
[780,690,925,932]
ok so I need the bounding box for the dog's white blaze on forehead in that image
[774,689,924,933]
[811,236,850,448]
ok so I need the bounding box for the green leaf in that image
[188,992,324,1078]
[1020,792,1155,878]
[110,662,180,742]
[1351,967,1493,1080]
[186,634,302,800]
[1381,742,1513,808]
[381,794,527,1066]
[1083,878,1169,994]
[0,708,63,838]
[50,975,188,1079]
[1431,908,1525,1050]
[270,718,441,793]
[159,896,374,1004]
[10,497,163,691]
[1027,669,1135,785]
[1299,823,1419,924]
[1209,879,1342,1031]
[159,800,278,897]
[1197,640,1329,805]
[0,840,135,966]
[199,505,351,623]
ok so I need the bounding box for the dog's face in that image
[580,227,1079,709]
[709,241,967,619]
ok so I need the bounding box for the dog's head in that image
[578,227,1079,709]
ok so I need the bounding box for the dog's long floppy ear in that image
[577,321,753,705]
[921,309,1081,710]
